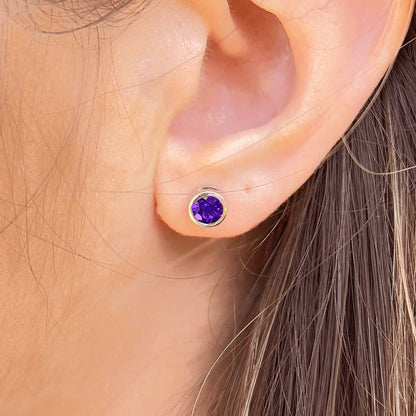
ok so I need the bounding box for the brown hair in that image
[186,9,416,416]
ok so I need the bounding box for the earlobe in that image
[155,0,414,239]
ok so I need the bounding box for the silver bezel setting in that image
[188,187,227,228]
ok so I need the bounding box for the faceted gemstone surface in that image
[191,196,224,224]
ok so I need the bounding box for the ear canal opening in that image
[168,0,296,149]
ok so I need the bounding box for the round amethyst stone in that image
[191,195,224,225]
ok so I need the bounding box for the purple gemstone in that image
[191,195,224,224]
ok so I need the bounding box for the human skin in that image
[0,0,413,414]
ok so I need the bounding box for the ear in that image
[155,0,414,238]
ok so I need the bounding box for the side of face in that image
[0,0,413,248]
[0,0,413,413]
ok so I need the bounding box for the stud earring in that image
[189,187,227,227]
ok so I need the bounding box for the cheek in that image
[0,0,208,141]
[0,0,208,181]
[0,0,212,270]
[0,18,99,197]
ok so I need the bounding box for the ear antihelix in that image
[182,0,248,56]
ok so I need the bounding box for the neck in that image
[0,214,244,414]
[0,126,246,414]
